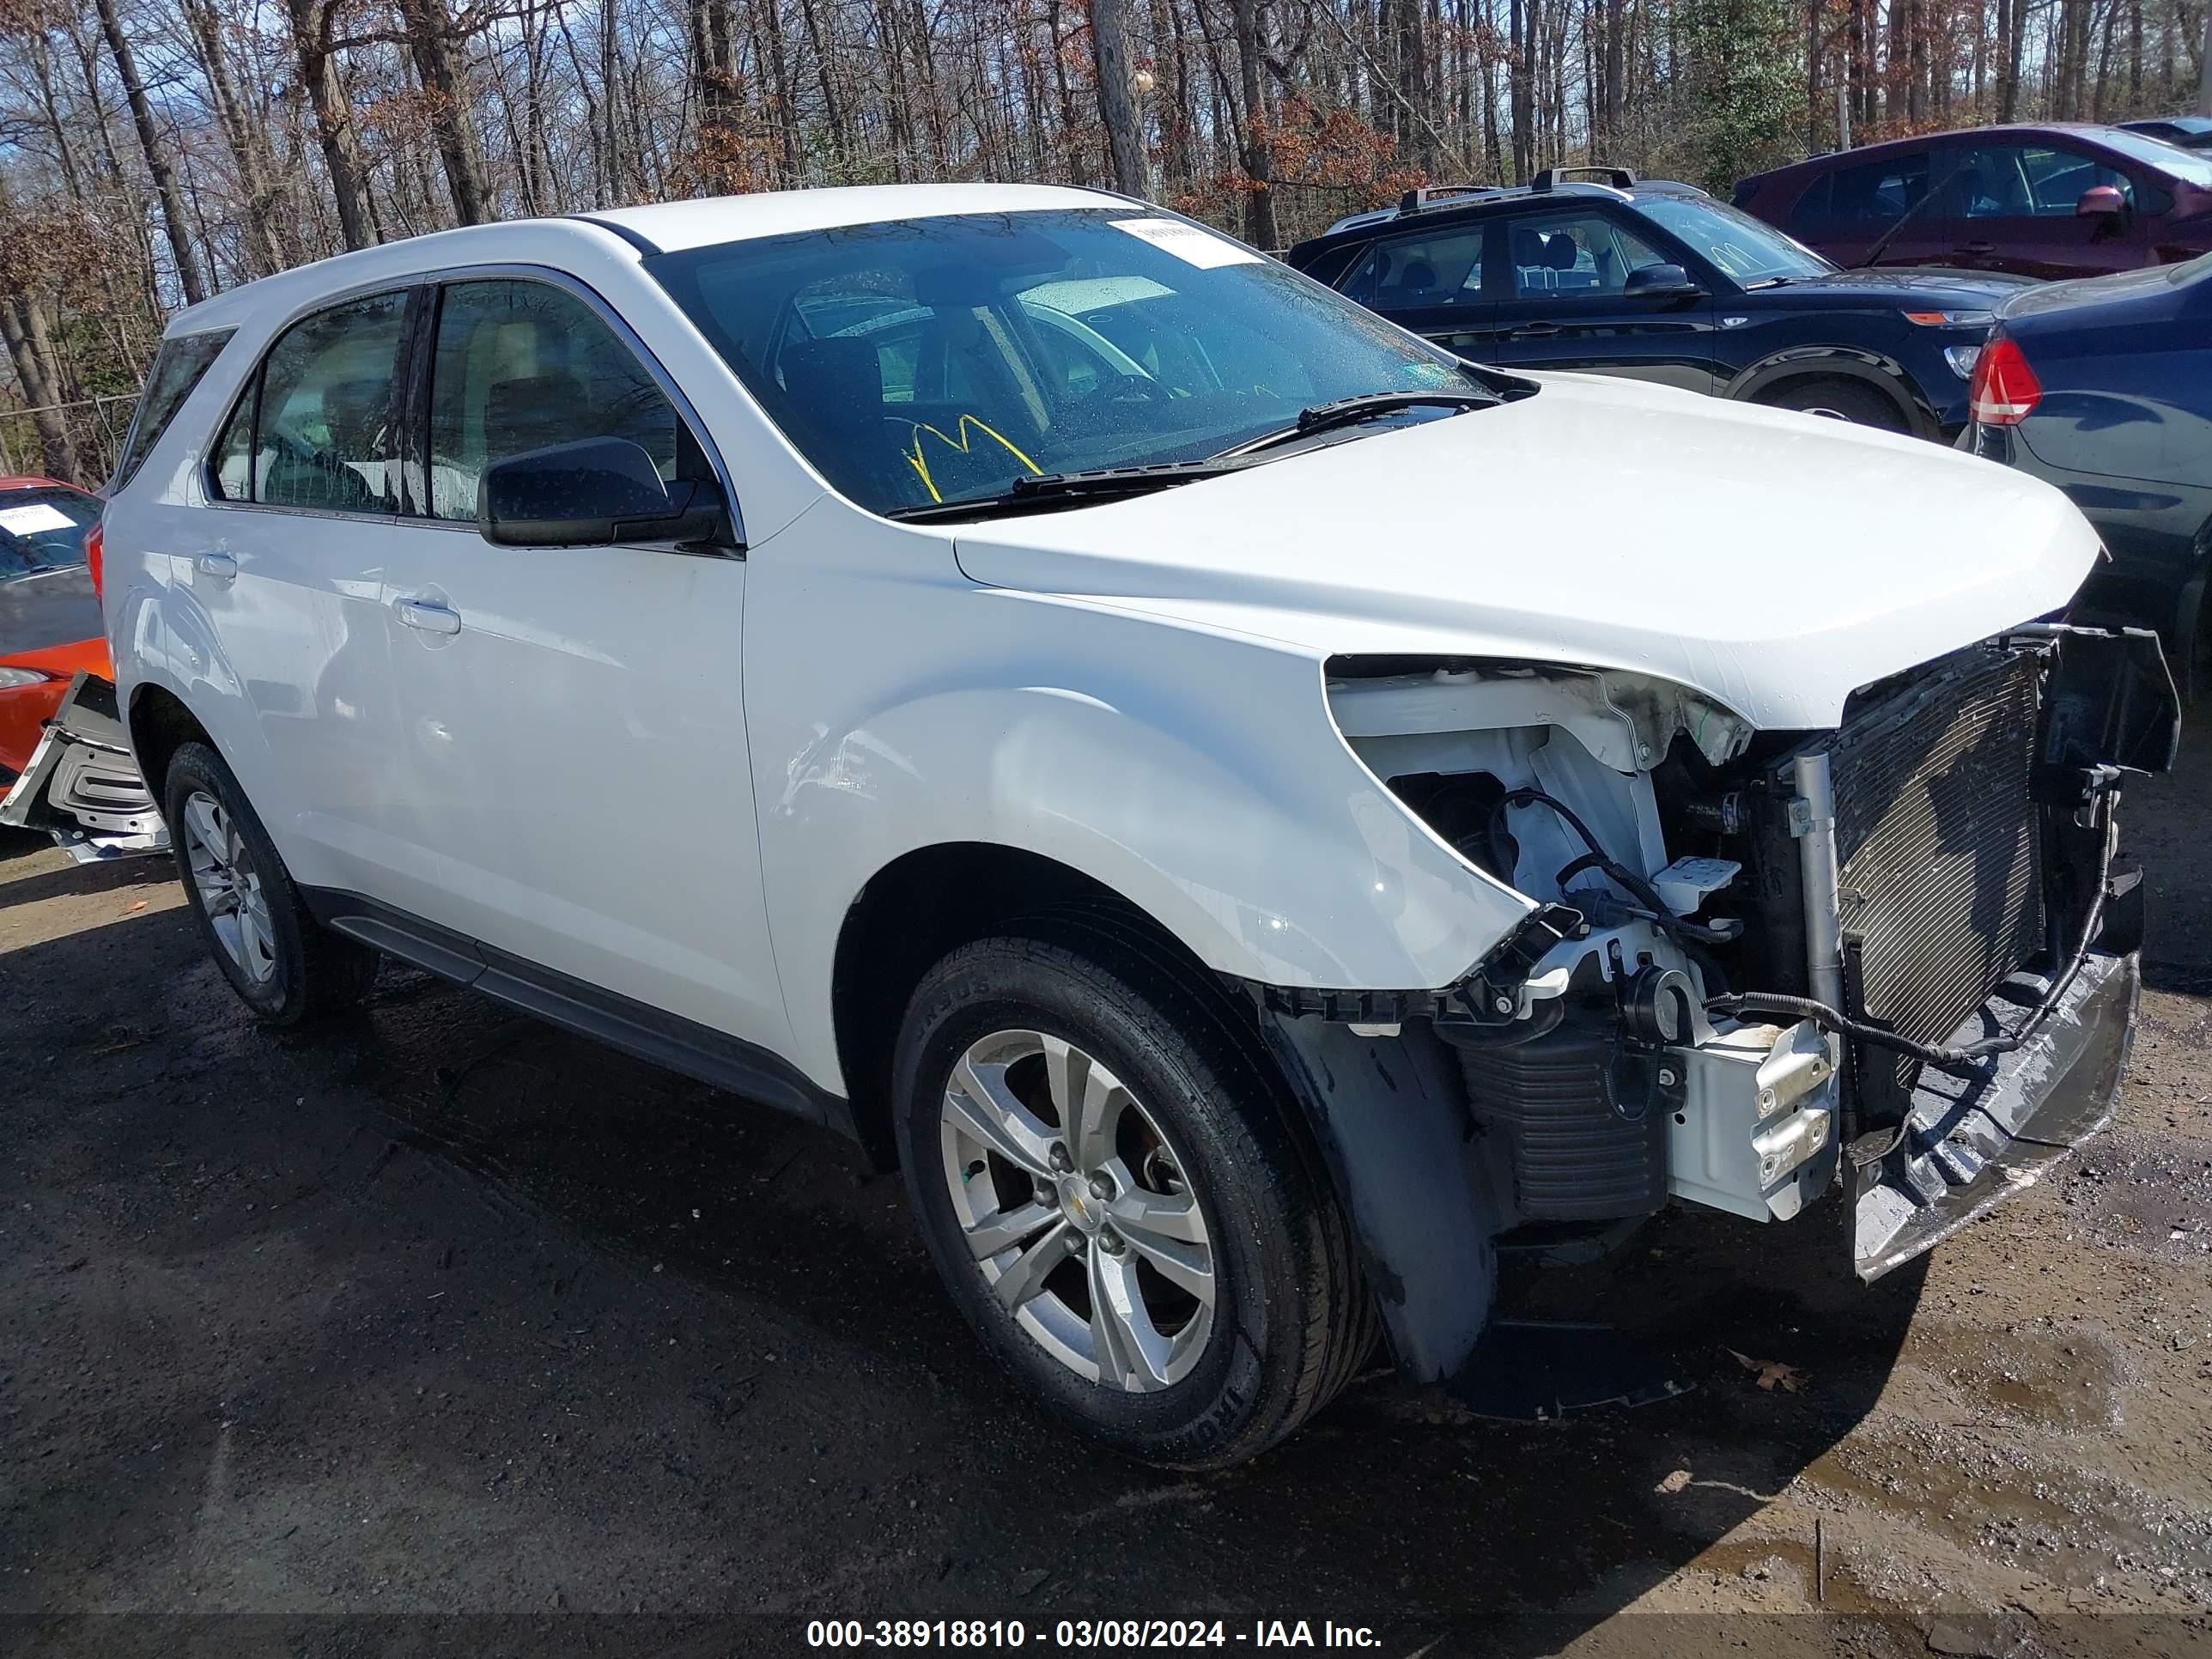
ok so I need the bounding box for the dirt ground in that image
[3,739,2210,1658]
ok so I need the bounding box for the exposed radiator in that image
[1826,648,2045,1102]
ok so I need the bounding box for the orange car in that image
[0,477,164,860]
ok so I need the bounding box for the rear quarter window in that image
[112,329,235,492]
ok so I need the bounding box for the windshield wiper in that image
[885,458,1251,524]
[1215,389,1497,459]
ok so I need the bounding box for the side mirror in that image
[477,437,733,550]
[2075,184,2127,219]
[1623,262,1701,297]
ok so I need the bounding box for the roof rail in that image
[1529,165,1639,192]
[1397,183,1508,215]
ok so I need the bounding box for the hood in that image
[951,375,2100,732]
[1772,266,2036,306]
[0,565,102,661]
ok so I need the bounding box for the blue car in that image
[1963,252,2212,691]
[1283,167,2033,441]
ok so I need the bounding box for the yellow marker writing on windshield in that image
[903,416,1045,503]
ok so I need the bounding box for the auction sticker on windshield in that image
[0,504,76,536]
[1110,218,1263,269]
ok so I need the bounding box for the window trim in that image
[401,263,744,553]
[199,283,415,526]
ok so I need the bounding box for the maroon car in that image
[1734,123,2212,280]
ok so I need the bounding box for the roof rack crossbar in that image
[1528,165,1638,192]
[1397,182,1509,215]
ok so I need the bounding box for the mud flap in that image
[1255,1011,1502,1381]
[1853,946,2136,1281]
[0,672,167,862]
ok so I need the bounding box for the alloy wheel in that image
[939,1030,1216,1391]
[180,789,278,984]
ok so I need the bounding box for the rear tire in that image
[892,921,1370,1468]
[1757,375,1911,432]
[162,741,379,1025]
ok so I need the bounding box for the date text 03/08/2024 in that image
[804,1619,1385,1648]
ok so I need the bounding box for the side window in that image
[1342,226,1488,308]
[2011,146,2133,214]
[207,292,406,512]
[425,280,680,522]
[114,329,234,491]
[1509,213,1664,298]
[1823,151,1931,228]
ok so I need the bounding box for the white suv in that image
[100,183,2172,1467]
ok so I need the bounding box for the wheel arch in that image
[1726,347,1935,437]
[830,841,1235,1171]
[125,681,214,805]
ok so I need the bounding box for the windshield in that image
[1635,196,1836,283]
[2097,126,2212,188]
[0,486,98,579]
[647,210,1482,516]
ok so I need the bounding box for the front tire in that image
[892,923,1370,1468]
[162,741,379,1025]
[1757,374,1911,432]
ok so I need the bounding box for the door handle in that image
[392,597,461,636]
[1963,240,1998,255]
[194,551,237,582]
[1510,322,1563,339]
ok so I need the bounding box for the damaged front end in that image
[0,671,167,862]
[1258,629,2173,1380]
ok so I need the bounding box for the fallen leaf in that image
[1728,1347,1807,1393]
[122,899,148,915]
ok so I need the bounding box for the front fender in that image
[750,576,1532,1094]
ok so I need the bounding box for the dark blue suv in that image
[1284,168,2032,440]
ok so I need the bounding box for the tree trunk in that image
[2199,0,2212,109]
[92,0,208,306]
[286,0,376,250]
[397,0,495,223]
[1092,0,1151,193]
[1232,0,1276,248]
[182,0,290,276]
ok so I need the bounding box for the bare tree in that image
[89,0,205,305]
[1094,0,1151,194]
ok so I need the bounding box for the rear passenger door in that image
[1468,208,1717,392]
[1790,149,1951,268]
[374,274,790,1057]
[195,287,416,902]
[1336,222,1497,359]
